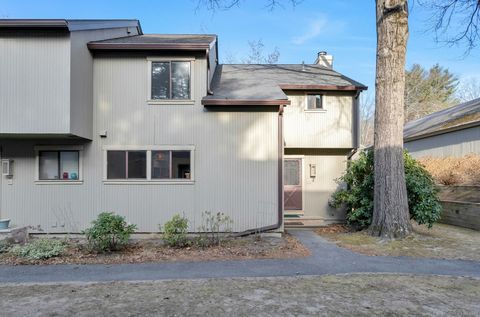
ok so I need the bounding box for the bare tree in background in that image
[420,0,480,51]
[243,39,280,64]
[457,78,480,101]
[360,92,375,146]
[222,39,280,64]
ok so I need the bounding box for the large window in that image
[107,151,147,180]
[151,61,191,100]
[37,149,81,181]
[306,94,324,110]
[105,147,193,182]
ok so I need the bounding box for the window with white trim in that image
[306,94,324,110]
[150,61,191,100]
[35,147,83,182]
[105,147,193,181]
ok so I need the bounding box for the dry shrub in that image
[419,154,480,185]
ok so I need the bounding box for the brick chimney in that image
[314,51,333,69]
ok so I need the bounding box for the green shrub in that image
[161,214,189,248]
[330,149,442,230]
[11,238,66,260]
[196,211,233,247]
[83,212,137,252]
[0,240,12,253]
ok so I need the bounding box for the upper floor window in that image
[151,61,191,100]
[306,94,323,110]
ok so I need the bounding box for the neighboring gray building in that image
[0,19,366,233]
[404,98,480,158]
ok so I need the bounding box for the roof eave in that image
[279,84,367,91]
[87,43,211,50]
[202,99,291,106]
[404,120,480,142]
[0,19,69,29]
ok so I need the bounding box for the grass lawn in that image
[316,222,480,261]
[1,274,478,316]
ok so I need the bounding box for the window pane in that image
[39,151,59,180]
[172,151,191,179]
[171,62,190,100]
[60,151,79,180]
[151,62,170,99]
[107,151,126,179]
[307,95,322,109]
[284,160,300,185]
[128,151,147,179]
[151,151,170,179]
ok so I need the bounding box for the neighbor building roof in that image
[404,97,480,141]
[202,64,367,106]
[0,19,142,33]
[88,34,217,50]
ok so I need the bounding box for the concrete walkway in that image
[0,230,479,283]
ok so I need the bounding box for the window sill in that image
[147,100,195,105]
[35,180,83,185]
[304,109,327,113]
[103,180,195,185]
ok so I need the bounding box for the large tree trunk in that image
[370,0,412,239]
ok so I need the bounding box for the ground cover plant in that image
[330,149,442,230]
[10,238,66,260]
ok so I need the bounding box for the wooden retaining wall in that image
[438,186,480,231]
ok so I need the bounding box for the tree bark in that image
[370,0,412,239]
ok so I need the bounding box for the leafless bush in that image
[419,154,480,185]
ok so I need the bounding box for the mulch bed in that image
[0,233,310,265]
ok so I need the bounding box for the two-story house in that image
[0,19,366,233]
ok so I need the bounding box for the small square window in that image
[307,94,323,110]
[106,151,147,180]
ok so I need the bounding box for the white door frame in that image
[284,155,305,212]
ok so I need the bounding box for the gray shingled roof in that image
[89,34,216,45]
[203,64,366,102]
[404,97,480,141]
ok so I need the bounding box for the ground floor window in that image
[35,146,83,182]
[104,146,193,182]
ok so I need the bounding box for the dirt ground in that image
[0,274,478,316]
[0,233,310,265]
[316,223,480,261]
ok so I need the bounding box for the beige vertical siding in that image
[0,30,71,134]
[283,91,357,148]
[285,153,348,221]
[69,28,138,139]
[0,55,279,233]
[405,126,480,158]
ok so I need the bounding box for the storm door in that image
[284,159,302,210]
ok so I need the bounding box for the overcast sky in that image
[1,0,479,92]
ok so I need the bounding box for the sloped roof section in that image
[0,19,142,33]
[404,97,480,141]
[88,34,216,50]
[202,64,367,106]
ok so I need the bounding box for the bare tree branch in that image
[419,0,480,52]
[196,0,302,12]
